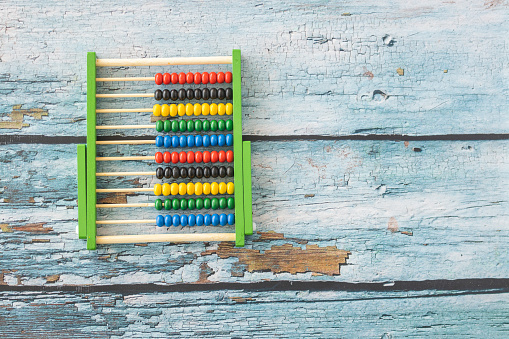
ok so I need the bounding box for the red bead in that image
[163,73,171,85]
[225,72,232,83]
[163,152,172,164]
[171,152,179,164]
[155,152,163,163]
[171,73,178,84]
[210,151,219,163]
[209,72,217,84]
[202,72,209,84]
[195,151,203,163]
[226,150,234,163]
[186,72,194,84]
[179,151,187,163]
[218,150,226,163]
[194,72,202,84]
[155,73,163,85]
[187,151,195,164]
[217,72,225,84]
[203,151,211,163]
[178,72,186,84]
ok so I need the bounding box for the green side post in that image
[77,144,87,239]
[86,52,97,250]
[242,141,253,235]
[232,49,245,247]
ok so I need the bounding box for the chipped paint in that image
[0,105,48,130]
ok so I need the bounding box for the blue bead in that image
[195,135,203,147]
[187,135,195,147]
[172,215,180,227]
[196,214,204,226]
[226,134,233,146]
[204,214,211,226]
[164,215,172,227]
[227,213,235,225]
[155,136,164,147]
[179,136,187,147]
[156,215,164,227]
[219,213,227,226]
[164,135,172,148]
[203,135,210,147]
[218,135,226,147]
[172,136,179,148]
[210,135,218,146]
[180,215,188,227]
[211,214,219,226]
[188,214,196,226]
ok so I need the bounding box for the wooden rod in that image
[96,156,153,161]
[97,125,154,130]
[96,203,152,208]
[97,93,153,98]
[96,233,237,244]
[96,77,153,82]
[96,140,155,145]
[96,171,155,177]
[96,56,232,67]
[96,219,155,225]
[96,108,153,113]
[96,188,153,193]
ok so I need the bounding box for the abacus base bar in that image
[96,233,236,244]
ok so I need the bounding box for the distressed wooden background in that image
[1,0,508,337]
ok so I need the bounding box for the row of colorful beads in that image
[154,88,232,101]
[155,197,235,211]
[153,103,233,117]
[155,134,233,148]
[156,213,235,227]
[156,166,234,180]
[155,119,233,133]
[153,182,234,196]
[155,150,233,164]
[155,72,232,85]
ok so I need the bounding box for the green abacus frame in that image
[77,50,253,250]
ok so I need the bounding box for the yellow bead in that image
[210,182,219,195]
[203,183,211,195]
[161,104,170,117]
[227,182,234,195]
[218,182,227,194]
[218,103,226,116]
[178,104,186,116]
[170,183,179,196]
[153,183,162,196]
[162,183,171,196]
[201,103,210,116]
[226,103,233,115]
[194,103,202,116]
[179,183,187,195]
[195,182,203,195]
[210,103,218,116]
[187,182,195,195]
[170,104,178,117]
[153,104,161,117]
[186,103,193,116]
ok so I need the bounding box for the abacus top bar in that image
[96,56,232,67]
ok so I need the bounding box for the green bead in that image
[164,199,172,210]
[195,198,204,209]
[164,120,171,132]
[194,120,202,132]
[218,120,226,131]
[187,120,194,132]
[188,198,196,210]
[172,199,180,210]
[225,119,233,131]
[171,121,179,132]
[202,120,210,131]
[180,199,188,210]
[210,120,218,132]
[156,120,164,132]
[227,197,235,209]
[203,198,211,209]
[219,197,227,209]
[155,199,163,210]
[179,120,187,132]
[211,198,219,210]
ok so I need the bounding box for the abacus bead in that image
[186,88,194,100]
[196,214,204,226]
[172,167,180,179]
[163,136,171,148]
[218,88,226,100]
[172,215,180,226]
[155,152,164,164]
[210,102,218,115]
[188,214,196,226]
[225,88,233,100]
[219,166,226,178]
[156,215,164,227]
[227,213,235,225]
[155,73,163,85]
[218,120,226,131]
[202,120,211,131]
[178,72,186,84]
[219,213,227,226]
[210,88,218,99]
[202,103,210,116]
[196,167,203,179]
[210,135,218,146]
[165,151,173,163]
[162,89,170,100]
[195,151,203,163]
[194,88,202,100]
[155,135,164,147]
[170,136,178,148]
[196,198,204,209]
[226,134,233,146]
[171,73,178,84]
[218,182,227,194]
[154,183,162,196]
[172,121,179,132]
[211,166,219,178]
[188,198,196,210]
[218,103,226,116]
[194,120,203,132]
[202,72,209,84]
[178,88,186,100]
[226,103,233,115]
[187,120,195,132]
[203,167,211,178]
[155,89,163,101]
[209,72,217,84]
[227,182,234,194]
[171,152,179,164]
[179,182,187,195]
[211,151,219,163]
[156,167,164,179]
[187,182,195,195]
[179,151,187,163]
[226,166,234,177]
[211,198,219,210]
[225,71,232,83]
[172,198,180,210]
[227,197,235,209]
[211,214,220,226]
[187,151,195,164]
[186,103,194,116]
[171,89,178,101]
[165,215,172,227]
[203,151,211,163]
[180,215,187,226]
[164,120,171,132]
[179,120,187,132]
[203,183,211,195]
[186,72,194,84]
[203,135,210,147]
[187,135,195,147]
[204,214,212,226]
[226,150,234,163]
[155,199,163,210]
[202,88,210,100]
[218,135,225,147]
[219,197,227,209]
[180,167,188,178]
[218,150,226,163]
[210,120,218,131]
[180,199,188,210]
[163,72,171,85]
[164,167,172,178]
[162,183,171,196]
[217,72,225,83]
[211,182,219,195]
[188,167,196,179]
[164,199,172,210]
[162,104,170,117]
[195,135,203,147]
[153,104,161,116]
[179,135,187,147]
[178,103,186,116]
[195,182,203,195]
[226,119,233,131]
[194,72,202,84]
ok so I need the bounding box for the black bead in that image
[178,89,186,101]
[226,166,234,177]
[172,167,180,179]
[188,167,196,179]
[202,88,210,100]
[217,88,226,100]
[170,89,178,101]
[194,89,202,100]
[162,89,170,101]
[210,88,218,99]
[156,167,164,179]
[186,88,194,100]
[164,167,172,179]
[203,167,211,178]
[154,89,163,101]
[180,167,188,178]
[195,167,203,178]
[211,166,219,178]
[225,88,233,100]
[219,166,226,178]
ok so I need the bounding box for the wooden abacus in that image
[77,50,253,250]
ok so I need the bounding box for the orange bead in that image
[186,72,194,84]
[226,150,234,163]
[163,73,171,85]
[155,73,163,85]
[209,72,217,84]
[217,72,225,83]
[178,72,186,84]
[171,73,178,84]
[202,72,209,84]
[194,72,202,84]
[225,72,232,83]
[211,151,219,163]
